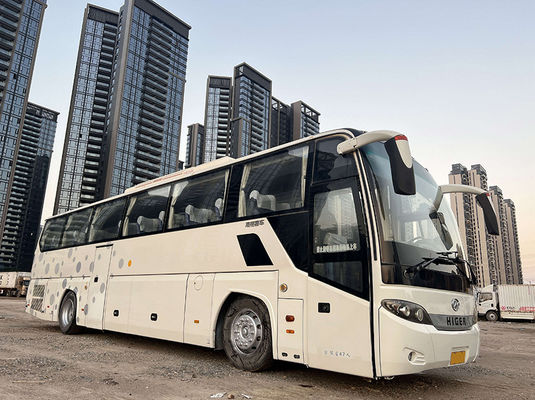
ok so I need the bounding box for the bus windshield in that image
[362,142,471,293]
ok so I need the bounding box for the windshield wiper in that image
[404,251,457,275]
[404,251,477,285]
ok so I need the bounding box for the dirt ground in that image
[1,298,534,399]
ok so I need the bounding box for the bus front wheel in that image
[59,291,83,334]
[223,296,274,371]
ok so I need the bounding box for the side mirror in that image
[438,184,500,236]
[384,135,416,195]
[475,193,499,235]
[337,130,416,195]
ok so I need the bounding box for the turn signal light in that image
[285,315,295,322]
[286,329,295,334]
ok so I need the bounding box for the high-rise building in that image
[290,100,320,141]
[192,63,321,166]
[489,186,511,283]
[0,103,58,272]
[0,0,48,271]
[203,76,231,163]
[55,0,190,214]
[231,63,272,158]
[54,4,118,214]
[185,123,204,168]
[504,199,523,284]
[270,97,291,146]
[449,163,522,286]
[449,164,497,287]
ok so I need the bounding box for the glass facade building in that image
[231,63,271,158]
[0,103,57,272]
[204,76,231,162]
[55,0,190,214]
[190,63,321,167]
[185,123,204,168]
[55,5,118,214]
[0,0,47,271]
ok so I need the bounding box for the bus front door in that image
[85,244,113,329]
[306,178,373,377]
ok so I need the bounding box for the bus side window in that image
[168,170,228,229]
[123,185,170,237]
[88,198,126,243]
[40,217,67,252]
[238,146,308,217]
[313,138,357,183]
[61,208,93,247]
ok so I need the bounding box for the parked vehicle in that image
[27,129,499,378]
[0,272,31,297]
[478,284,535,321]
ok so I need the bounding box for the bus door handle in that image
[94,276,98,283]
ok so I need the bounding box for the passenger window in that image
[313,188,360,254]
[123,186,170,237]
[61,208,93,247]
[238,146,308,217]
[168,170,228,229]
[40,217,67,251]
[313,138,357,182]
[312,187,364,293]
[88,198,126,242]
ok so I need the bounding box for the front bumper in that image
[378,308,480,376]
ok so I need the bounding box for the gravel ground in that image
[1,297,534,399]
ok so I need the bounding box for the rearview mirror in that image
[475,193,499,235]
[337,130,416,195]
[437,184,500,236]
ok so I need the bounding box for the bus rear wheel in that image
[486,310,499,322]
[59,291,82,334]
[223,296,273,371]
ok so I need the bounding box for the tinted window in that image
[88,198,126,242]
[123,186,170,237]
[238,146,308,217]
[168,170,228,229]
[313,138,357,182]
[313,187,360,254]
[40,217,67,251]
[61,208,93,247]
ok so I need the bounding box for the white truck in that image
[478,284,535,321]
[0,271,31,297]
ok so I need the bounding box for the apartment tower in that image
[449,164,497,286]
[203,76,231,163]
[185,123,204,168]
[231,63,272,158]
[55,0,190,214]
[0,0,48,271]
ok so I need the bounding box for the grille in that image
[33,284,45,298]
[31,298,43,311]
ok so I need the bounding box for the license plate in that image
[450,351,466,365]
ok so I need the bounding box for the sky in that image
[28,0,535,281]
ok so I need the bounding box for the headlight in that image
[381,299,433,325]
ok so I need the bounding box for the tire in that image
[486,310,499,322]
[59,291,83,334]
[223,296,274,371]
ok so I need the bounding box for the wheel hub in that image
[230,309,263,354]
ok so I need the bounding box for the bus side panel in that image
[104,275,132,333]
[184,273,215,347]
[127,274,187,342]
[306,278,373,378]
[211,271,278,354]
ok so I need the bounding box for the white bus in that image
[26,129,499,378]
